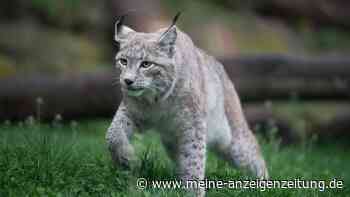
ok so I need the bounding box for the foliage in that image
[30,0,81,22]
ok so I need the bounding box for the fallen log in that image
[0,54,349,121]
[0,72,120,121]
[221,54,350,78]
[0,72,296,143]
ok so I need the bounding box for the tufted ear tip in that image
[158,12,181,44]
[114,15,135,42]
[157,12,182,57]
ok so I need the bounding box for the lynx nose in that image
[124,78,134,86]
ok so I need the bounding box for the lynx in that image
[106,13,268,196]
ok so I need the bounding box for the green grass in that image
[0,121,349,197]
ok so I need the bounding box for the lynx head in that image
[114,13,181,102]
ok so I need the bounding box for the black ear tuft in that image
[159,12,181,41]
[172,12,182,26]
[115,15,125,35]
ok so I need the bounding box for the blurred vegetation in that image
[1,0,349,142]
[1,0,350,76]
[301,27,350,53]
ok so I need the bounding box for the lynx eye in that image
[140,61,153,69]
[118,58,128,67]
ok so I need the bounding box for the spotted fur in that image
[106,20,268,197]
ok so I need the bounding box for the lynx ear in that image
[158,12,181,57]
[114,15,135,42]
[158,27,177,56]
[159,26,177,48]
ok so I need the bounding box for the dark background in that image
[1,0,350,144]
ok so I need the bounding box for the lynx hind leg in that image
[222,80,269,179]
[228,127,269,179]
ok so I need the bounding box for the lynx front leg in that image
[177,119,207,197]
[106,103,135,168]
